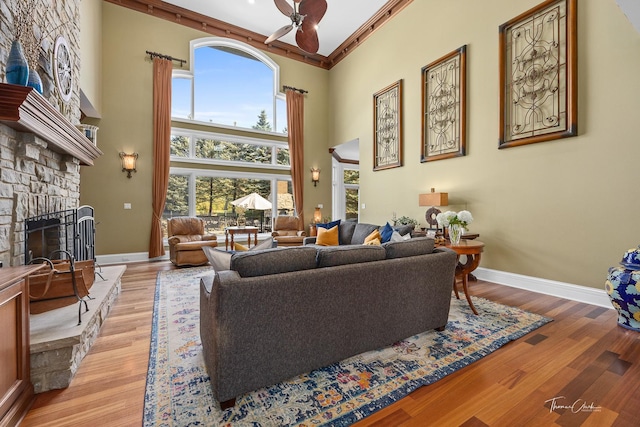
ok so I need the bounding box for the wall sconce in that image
[119,152,138,178]
[418,188,449,228]
[313,207,322,223]
[310,167,320,187]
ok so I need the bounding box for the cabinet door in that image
[0,276,34,427]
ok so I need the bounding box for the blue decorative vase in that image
[6,40,29,86]
[605,245,640,332]
[27,68,43,94]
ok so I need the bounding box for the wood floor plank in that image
[20,264,640,426]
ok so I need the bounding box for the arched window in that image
[172,37,287,133]
[165,38,292,237]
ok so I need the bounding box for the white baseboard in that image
[96,252,168,265]
[474,267,612,309]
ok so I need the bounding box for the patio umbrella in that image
[231,193,272,230]
[231,192,272,210]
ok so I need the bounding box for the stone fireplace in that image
[0,84,101,267]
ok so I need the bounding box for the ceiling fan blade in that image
[296,26,319,54]
[299,0,327,25]
[265,25,294,44]
[274,0,294,17]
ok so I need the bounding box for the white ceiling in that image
[163,0,390,56]
[616,0,640,33]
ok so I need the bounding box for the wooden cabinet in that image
[0,265,43,427]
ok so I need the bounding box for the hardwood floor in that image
[21,261,640,426]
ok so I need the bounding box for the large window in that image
[166,38,293,238]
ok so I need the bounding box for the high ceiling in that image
[163,0,390,57]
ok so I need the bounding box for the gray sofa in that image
[200,237,457,408]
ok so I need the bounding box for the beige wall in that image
[329,0,640,289]
[79,0,102,116]
[80,3,330,256]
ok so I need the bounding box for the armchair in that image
[271,215,306,247]
[167,217,218,266]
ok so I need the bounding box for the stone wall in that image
[0,0,83,266]
[0,124,80,266]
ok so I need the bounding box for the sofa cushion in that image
[230,246,317,277]
[393,224,414,236]
[390,231,403,242]
[316,225,339,246]
[203,238,276,270]
[379,222,394,243]
[234,242,248,251]
[339,220,357,245]
[364,229,381,244]
[351,223,381,245]
[316,245,386,268]
[316,219,341,231]
[382,237,435,259]
[202,246,233,272]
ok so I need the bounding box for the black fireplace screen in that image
[24,205,96,263]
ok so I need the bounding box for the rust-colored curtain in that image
[149,58,172,258]
[285,89,305,226]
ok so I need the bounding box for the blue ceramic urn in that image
[605,245,640,332]
[6,40,29,86]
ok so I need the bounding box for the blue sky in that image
[172,46,287,132]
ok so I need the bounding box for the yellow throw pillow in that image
[364,229,381,245]
[234,242,248,251]
[316,225,339,246]
[363,238,381,246]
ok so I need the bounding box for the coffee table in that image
[225,226,259,250]
[441,240,484,315]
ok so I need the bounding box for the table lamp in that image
[418,188,448,229]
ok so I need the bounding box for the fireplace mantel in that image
[0,83,102,166]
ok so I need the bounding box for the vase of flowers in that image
[436,210,473,246]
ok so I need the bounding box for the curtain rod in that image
[146,50,186,67]
[283,85,308,94]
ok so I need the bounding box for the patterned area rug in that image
[144,267,552,426]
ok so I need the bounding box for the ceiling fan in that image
[264,0,328,54]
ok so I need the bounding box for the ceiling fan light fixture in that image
[266,0,327,54]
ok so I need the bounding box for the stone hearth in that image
[29,265,126,393]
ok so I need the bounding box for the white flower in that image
[437,210,474,228]
[436,212,446,226]
[457,210,473,225]
[437,211,454,227]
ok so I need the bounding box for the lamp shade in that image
[419,191,448,207]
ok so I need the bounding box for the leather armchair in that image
[271,216,306,246]
[167,217,218,266]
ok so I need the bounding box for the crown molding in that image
[105,0,413,70]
